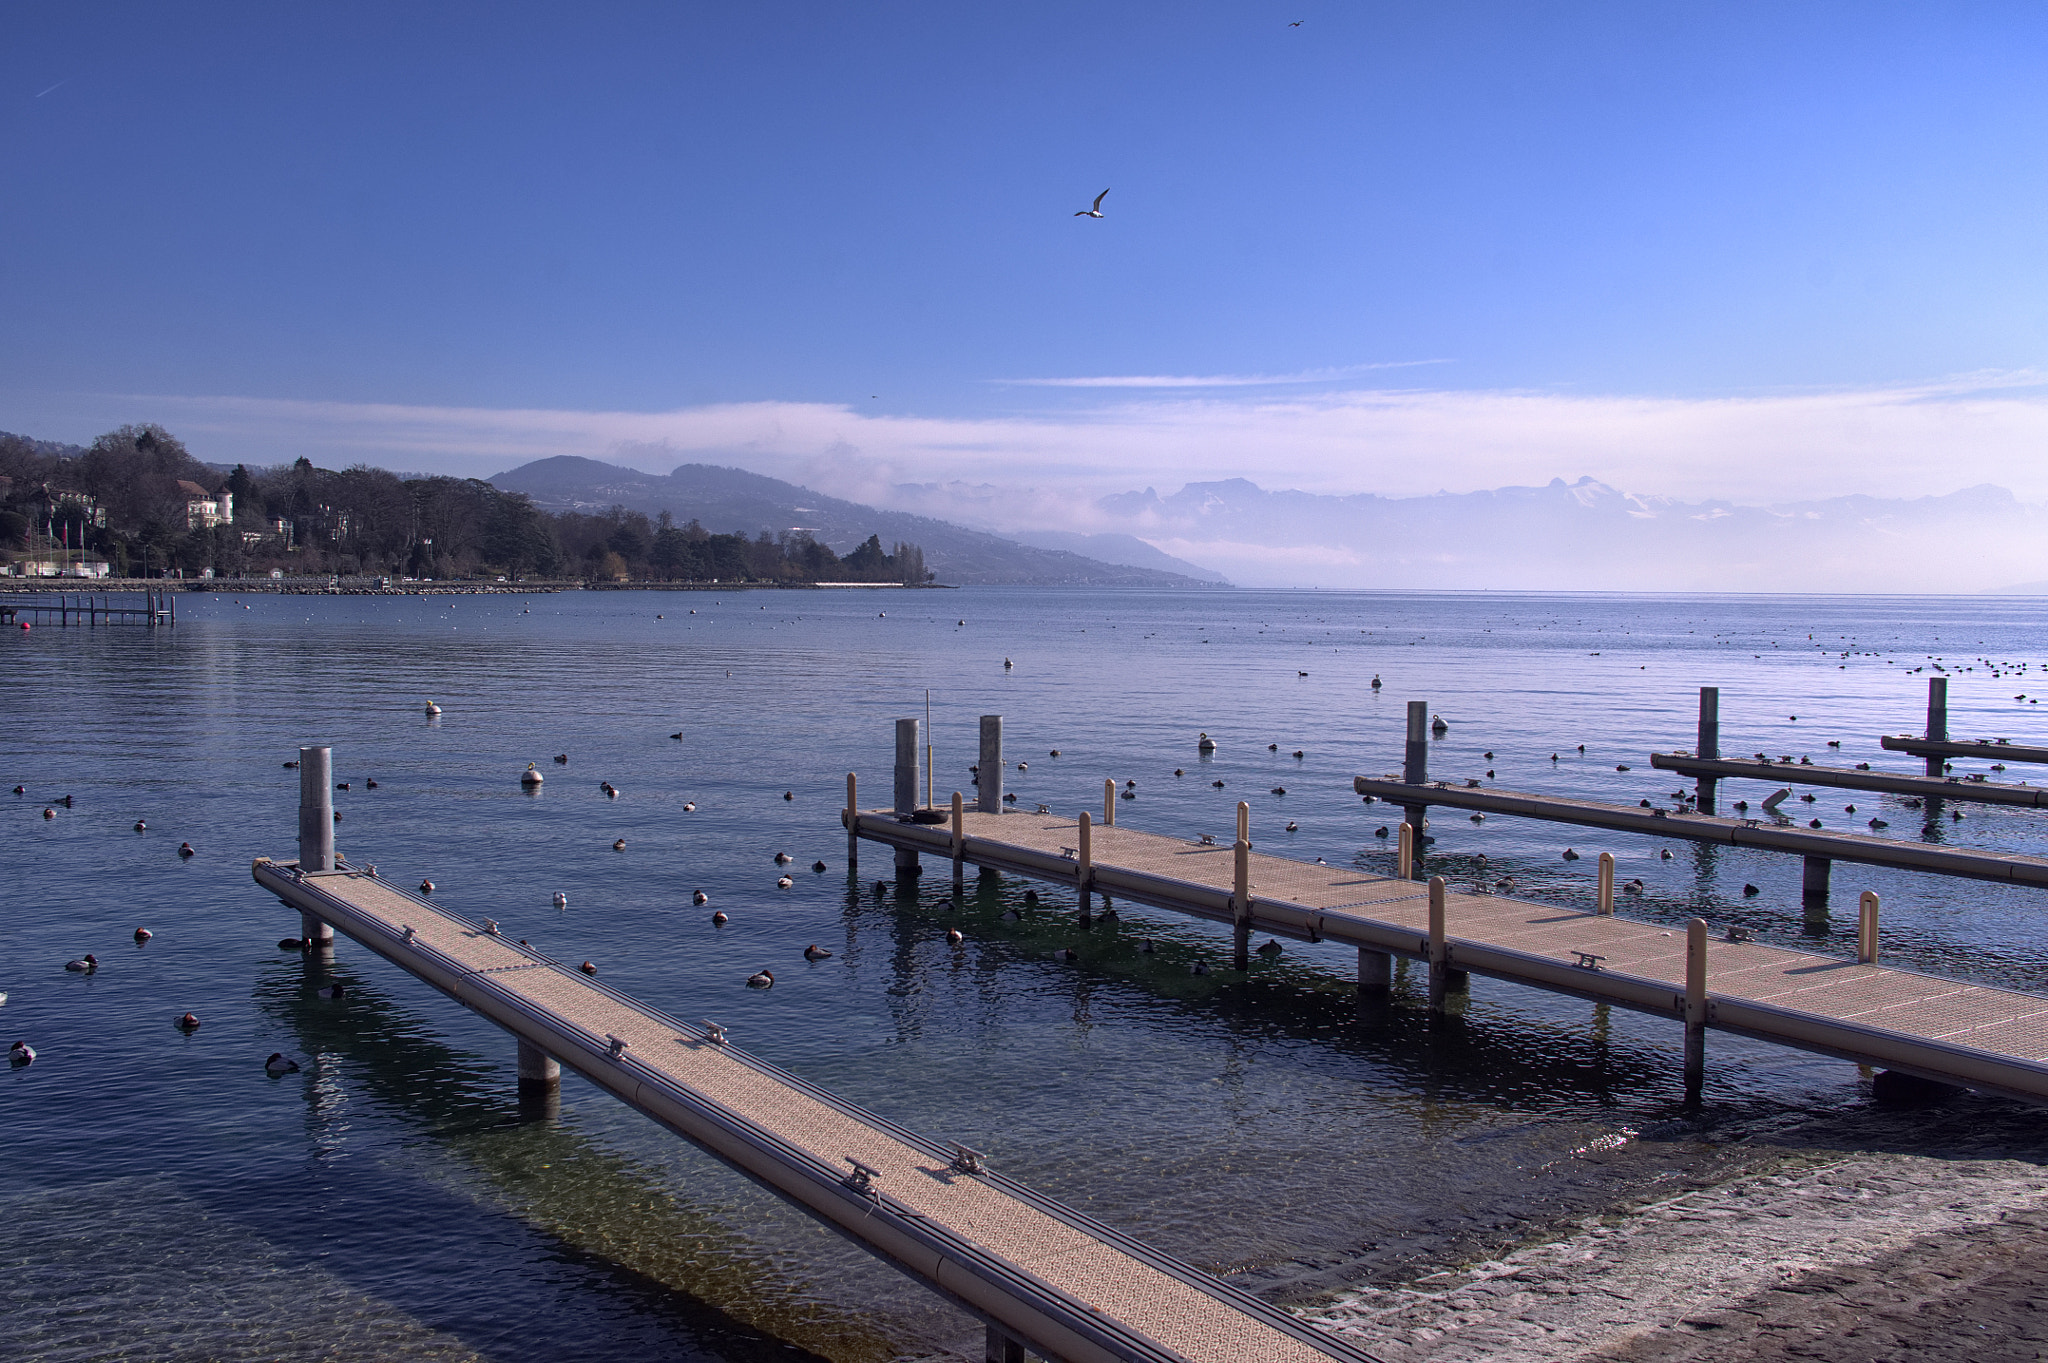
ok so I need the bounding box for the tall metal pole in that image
[1402,700,1429,879]
[893,718,921,876]
[977,715,1003,812]
[297,744,335,950]
[1696,686,1720,812]
[1925,677,1948,777]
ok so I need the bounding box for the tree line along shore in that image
[0,424,930,586]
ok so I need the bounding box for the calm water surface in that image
[5,587,2047,1360]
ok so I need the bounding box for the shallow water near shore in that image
[5,586,2048,1361]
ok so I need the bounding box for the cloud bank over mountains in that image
[17,371,2048,590]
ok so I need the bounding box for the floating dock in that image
[1649,751,2048,807]
[256,748,1376,1363]
[850,805,2048,1107]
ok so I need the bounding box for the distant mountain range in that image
[487,456,1230,588]
[1073,476,2048,593]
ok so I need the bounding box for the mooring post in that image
[1233,801,1252,971]
[893,718,921,876]
[1858,890,1880,964]
[1104,778,1115,827]
[297,744,336,950]
[951,790,965,886]
[1597,851,1615,914]
[1402,700,1429,875]
[1426,875,1449,1011]
[1696,686,1720,812]
[1925,676,1948,777]
[984,1325,1025,1363]
[1397,821,1416,881]
[1684,918,1708,1103]
[1076,810,1093,922]
[977,714,1003,812]
[845,772,859,868]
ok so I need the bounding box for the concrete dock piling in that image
[1104,778,1116,827]
[297,745,335,949]
[846,773,859,868]
[1859,890,1880,964]
[1802,854,1833,930]
[894,718,922,875]
[978,715,1003,812]
[1357,946,1392,997]
[985,1324,1026,1363]
[1597,851,1615,915]
[1398,821,1416,882]
[1077,810,1093,921]
[952,791,966,885]
[1925,677,1949,777]
[1402,701,1430,873]
[1696,686,1720,811]
[1426,876,1449,1011]
[517,1038,560,1092]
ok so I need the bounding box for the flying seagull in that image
[1074,189,1108,218]
[1289,19,1303,25]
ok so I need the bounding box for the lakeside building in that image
[177,480,234,531]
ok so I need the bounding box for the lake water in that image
[5,587,2047,1361]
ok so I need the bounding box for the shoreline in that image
[1300,1100,2048,1362]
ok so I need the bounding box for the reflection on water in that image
[6,587,2048,1359]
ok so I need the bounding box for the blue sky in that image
[6,3,2048,505]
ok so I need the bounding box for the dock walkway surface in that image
[1349,775,2048,888]
[1648,751,2048,807]
[855,809,2048,1105]
[252,856,1371,1363]
[1881,734,2048,766]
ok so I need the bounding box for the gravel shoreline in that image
[1302,1102,2048,1362]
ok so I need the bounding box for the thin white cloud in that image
[15,369,2048,515]
[998,359,1451,388]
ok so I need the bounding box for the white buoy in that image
[1197,731,1217,752]
[425,700,442,716]
[521,763,544,786]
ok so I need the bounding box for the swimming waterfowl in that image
[365,778,378,789]
[812,860,827,872]
[803,944,833,961]
[178,842,195,857]
[336,782,350,791]
[580,961,598,974]
[1269,743,1279,751]
[1024,889,1040,904]
[1374,826,1388,837]
[776,876,793,889]
[1000,909,1021,922]
[874,881,889,895]
[783,791,794,801]
[1052,948,1078,962]
[133,820,146,832]
[1256,938,1282,956]
[1004,658,1012,669]
[945,928,963,945]
[1002,793,1018,803]
[1016,762,1028,772]
[746,969,775,989]
[1470,812,1485,822]
[425,701,441,715]
[1561,848,1579,861]
[317,983,346,999]
[712,911,729,925]
[1370,675,1381,689]
[773,852,793,864]
[1212,780,1225,788]
[1285,821,1298,832]
[1743,883,1761,896]
[1293,750,1305,759]
[1809,818,1823,828]
[1138,939,1156,953]
[1189,961,1210,976]
[175,1012,201,1031]
[1174,769,1184,777]
[1271,786,1287,795]
[279,938,303,950]
[683,802,696,812]
[553,891,568,908]
[1099,907,1118,923]
[1660,848,1674,860]
[9,1041,34,1066]
[10,784,22,793]
[610,837,627,851]
[419,879,435,894]
[133,928,152,943]
[601,781,618,798]
[65,954,97,972]
[1623,879,1645,894]
[1050,749,1061,757]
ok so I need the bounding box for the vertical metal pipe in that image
[951,790,965,886]
[1597,851,1615,914]
[1398,820,1415,881]
[893,719,921,874]
[845,772,859,868]
[1925,676,1948,777]
[977,715,1003,812]
[1076,810,1092,918]
[1426,876,1448,1011]
[1684,917,1708,1102]
[1404,700,1429,783]
[1858,890,1880,964]
[1104,778,1115,827]
[1233,803,1252,972]
[297,744,335,949]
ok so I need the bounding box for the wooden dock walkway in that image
[1349,775,2048,889]
[252,855,1375,1363]
[853,807,2048,1105]
[1649,751,2048,807]
[1881,735,2048,767]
